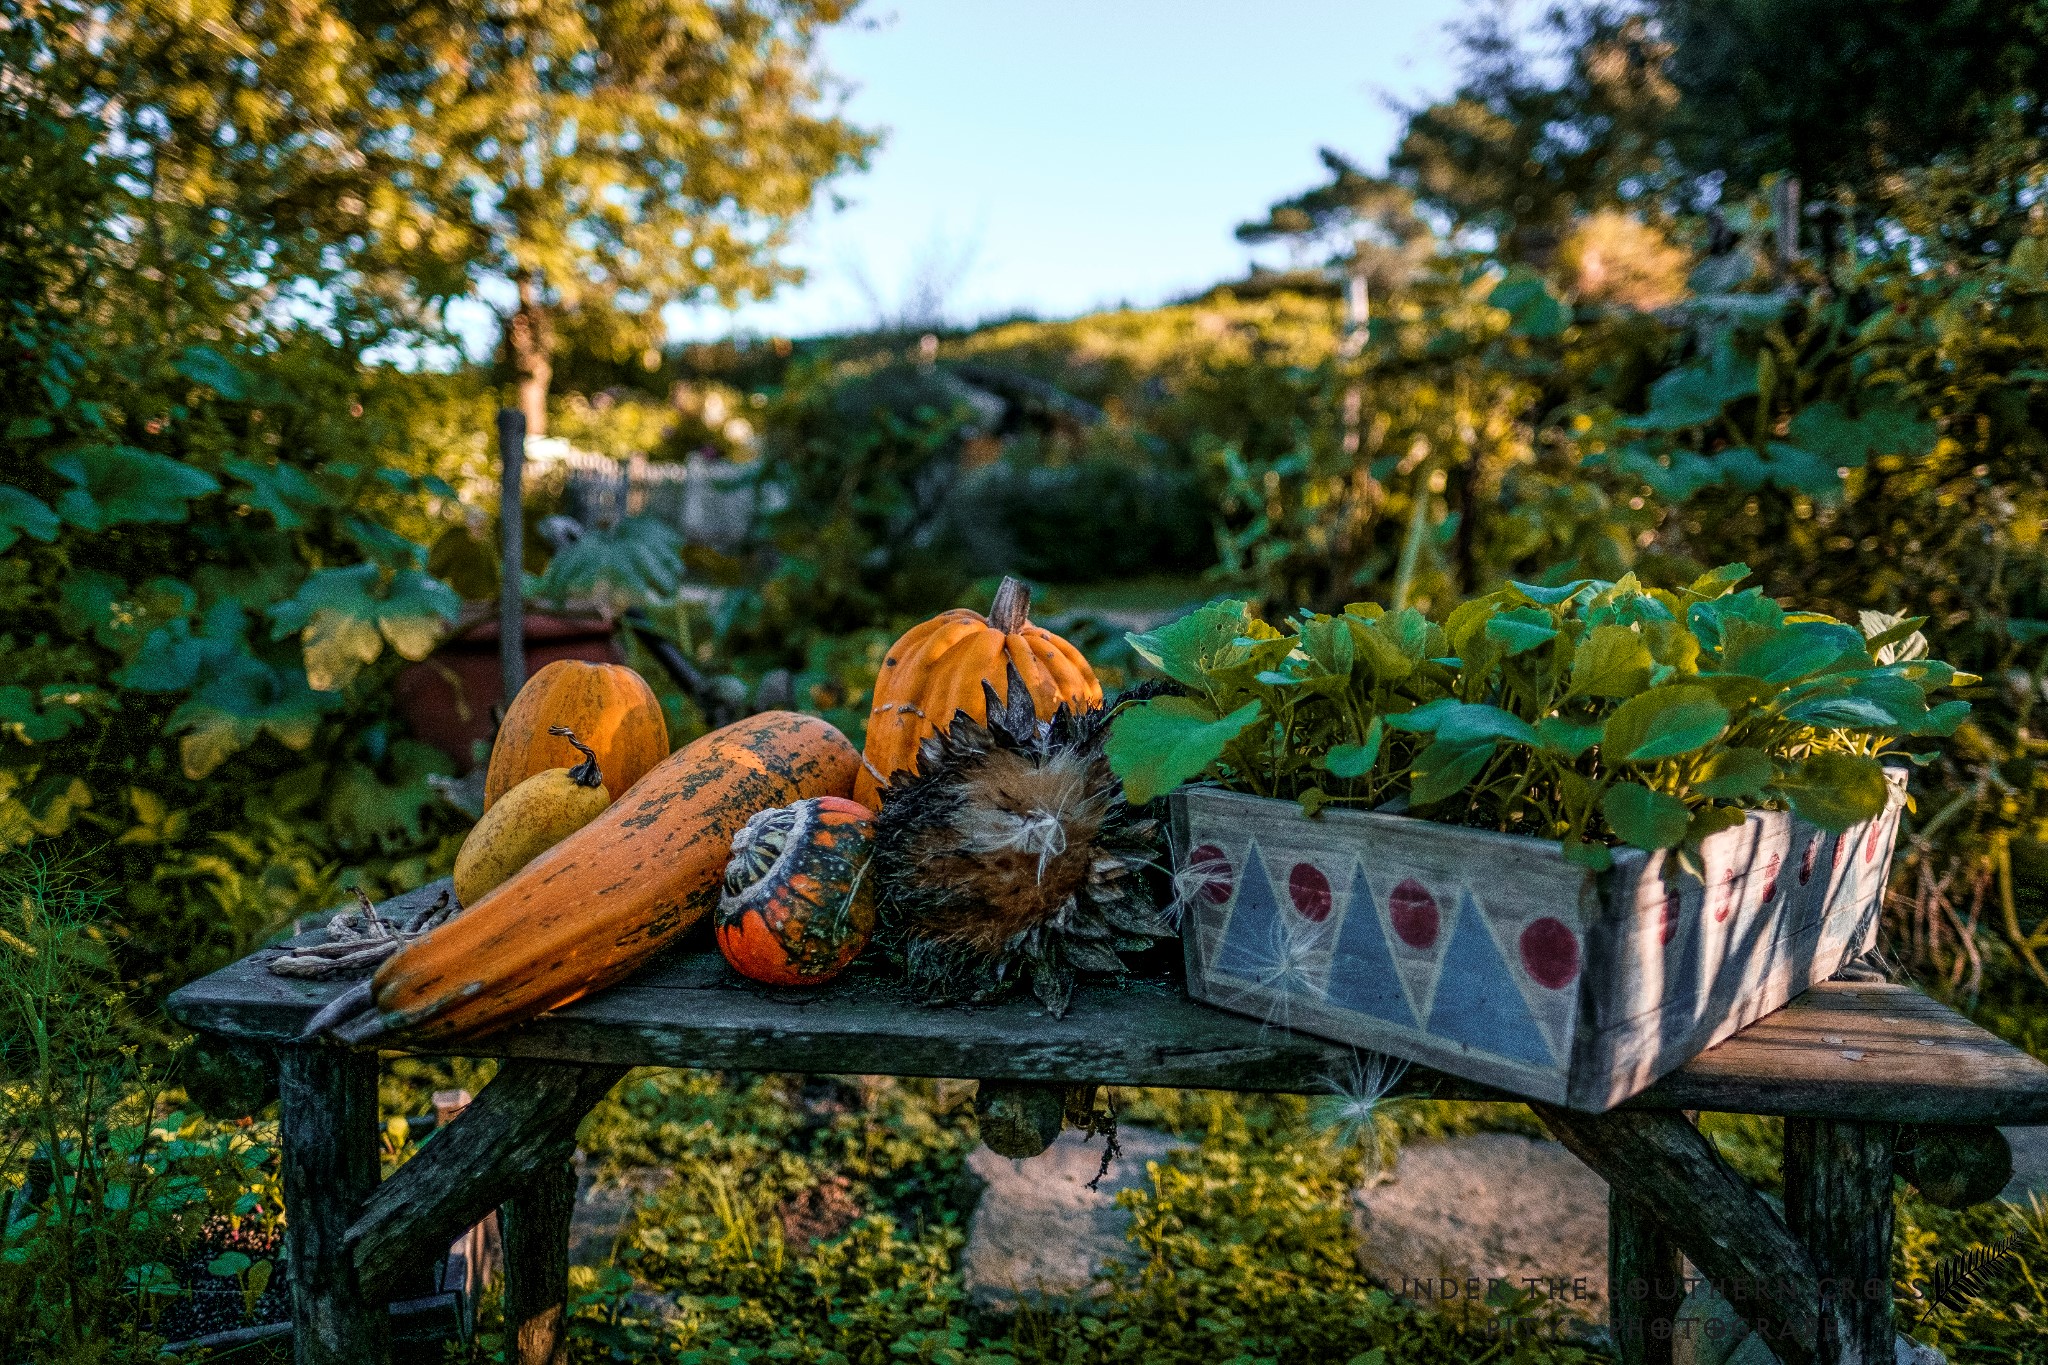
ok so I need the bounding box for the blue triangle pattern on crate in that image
[1425,889,1556,1067]
[1322,863,1419,1028]
[1213,841,1281,979]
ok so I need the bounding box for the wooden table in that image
[168,881,2048,1365]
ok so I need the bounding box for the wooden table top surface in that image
[168,881,2048,1125]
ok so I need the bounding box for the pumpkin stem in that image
[548,725,606,788]
[988,576,1031,633]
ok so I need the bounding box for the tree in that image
[1655,0,2048,202]
[348,0,878,433]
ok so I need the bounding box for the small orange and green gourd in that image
[716,795,877,986]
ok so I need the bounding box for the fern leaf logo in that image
[1910,1237,2018,1327]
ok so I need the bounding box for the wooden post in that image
[349,1060,625,1302]
[1609,1189,1684,1365]
[1784,1119,1896,1365]
[500,1155,580,1365]
[498,407,527,705]
[1534,1103,1821,1365]
[280,1047,388,1365]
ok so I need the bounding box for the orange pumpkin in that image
[857,578,1101,808]
[484,659,669,808]
[716,796,877,986]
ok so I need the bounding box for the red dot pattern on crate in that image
[1288,863,1333,921]
[1388,878,1439,948]
[1519,917,1580,989]
[1187,844,1234,904]
[1203,839,1580,1069]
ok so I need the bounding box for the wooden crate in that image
[1169,775,1904,1111]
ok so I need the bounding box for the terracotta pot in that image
[393,610,625,770]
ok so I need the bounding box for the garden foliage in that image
[1108,569,1970,868]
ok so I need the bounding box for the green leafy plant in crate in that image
[1106,565,1971,867]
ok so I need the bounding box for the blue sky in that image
[450,0,1474,351]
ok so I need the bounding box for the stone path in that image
[2000,1124,2048,1204]
[960,1125,1180,1309]
[1349,1133,1610,1321]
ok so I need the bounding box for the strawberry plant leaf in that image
[1602,684,1730,761]
[1602,782,1691,850]
[1569,624,1656,698]
[1776,752,1890,831]
[1409,738,1495,806]
[1125,601,1255,689]
[1322,717,1384,779]
[1535,716,1604,758]
[1105,696,1263,806]
[1696,747,1774,800]
[1484,606,1559,655]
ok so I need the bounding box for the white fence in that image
[540,443,766,553]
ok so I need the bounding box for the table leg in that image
[501,1153,579,1365]
[1609,1188,1683,1365]
[280,1046,388,1365]
[1784,1119,1897,1365]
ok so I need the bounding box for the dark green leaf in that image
[1602,782,1691,850]
[1485,606,1558,655]
[1788,395,1936,468]
[1409,738,1495,806]
[1534,716,1603,758]
[1776,752,1890,832]
[223,457,329,530]
[1322,717,1383,779]
[176,346,250,401]
[1696,747,1774,800]
[46,445,219,531]
[1630,337,1758,431]
[1717,620,1864,683]
[1601,684,1730,761]
[1489,270,1569,338]
[0,485,59,551]
[1912,699,1971,737]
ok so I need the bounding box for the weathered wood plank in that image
[1632,983,2048,1125]
[1534,1104,1821,1365]
[281,1047,388,1365]
[169,916,2048,1125]
[1784,1119,1897,1365]
[349,1060,629,1303]
[1609,1186,1684,1365]
[501,1157,579,1365]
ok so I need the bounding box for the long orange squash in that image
[366,711,859,1044]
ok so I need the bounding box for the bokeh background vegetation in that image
[6,0,2048,1359]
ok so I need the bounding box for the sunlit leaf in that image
[1125,600,1254,688]
[1105,696,1264,805]
[1569,624,1655,698]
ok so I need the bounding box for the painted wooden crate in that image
[1169,774,1905,1111]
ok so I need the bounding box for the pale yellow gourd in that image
[452,726,612,907]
